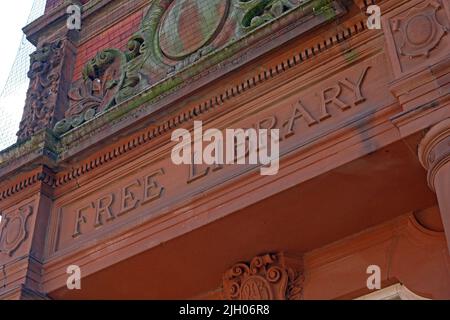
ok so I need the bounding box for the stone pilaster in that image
[0,167,55,300]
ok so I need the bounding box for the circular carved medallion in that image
[158,0,229,60]
[392,2,447,58]
[405,15,434,46]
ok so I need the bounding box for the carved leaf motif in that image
[56,0,327,136]
[238,0,300,30]
[222,253,304,300]
[55,49,127,135]
[17,40,65,141]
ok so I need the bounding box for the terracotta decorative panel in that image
[222,253,304,300]
[159,0,230,60]
[17,34,77,142]
[54,0,345,135]
[0,204,34,257]
[384,0,450,78]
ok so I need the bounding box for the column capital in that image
[418,118,450,191]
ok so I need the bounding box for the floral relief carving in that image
[0,205,33,257]
[54,49,127,134]
[17,40,65,141]
[222,253,304,300]
[238,0,303,30]
[391,0,448,58]
[53,0,340,135]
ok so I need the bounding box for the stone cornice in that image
[0,130,58,178]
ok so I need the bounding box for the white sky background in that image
[0,1,39,151]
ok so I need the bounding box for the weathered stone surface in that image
[17,41,65,141]
[54,0,343,135]
[1,0,450,301]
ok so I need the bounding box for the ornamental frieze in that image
[54,0,344,135]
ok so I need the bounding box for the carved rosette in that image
[222,253,304,300]
[17,40,66,141]
[0,205,33,257]
[391,0,448,58]
[418,118,450,191]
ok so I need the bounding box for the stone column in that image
[418,119,450,250]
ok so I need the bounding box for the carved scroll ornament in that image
[222,253,304,300]
[54,49,128,134]
[17,40,65,141]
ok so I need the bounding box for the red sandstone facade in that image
[0,0,449,300]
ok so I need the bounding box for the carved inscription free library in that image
[60,64,374,249]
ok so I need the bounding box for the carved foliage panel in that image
[17,38,75,141]
[55,0,340,134]
[384,0,450,78]
[222,253,304,300]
